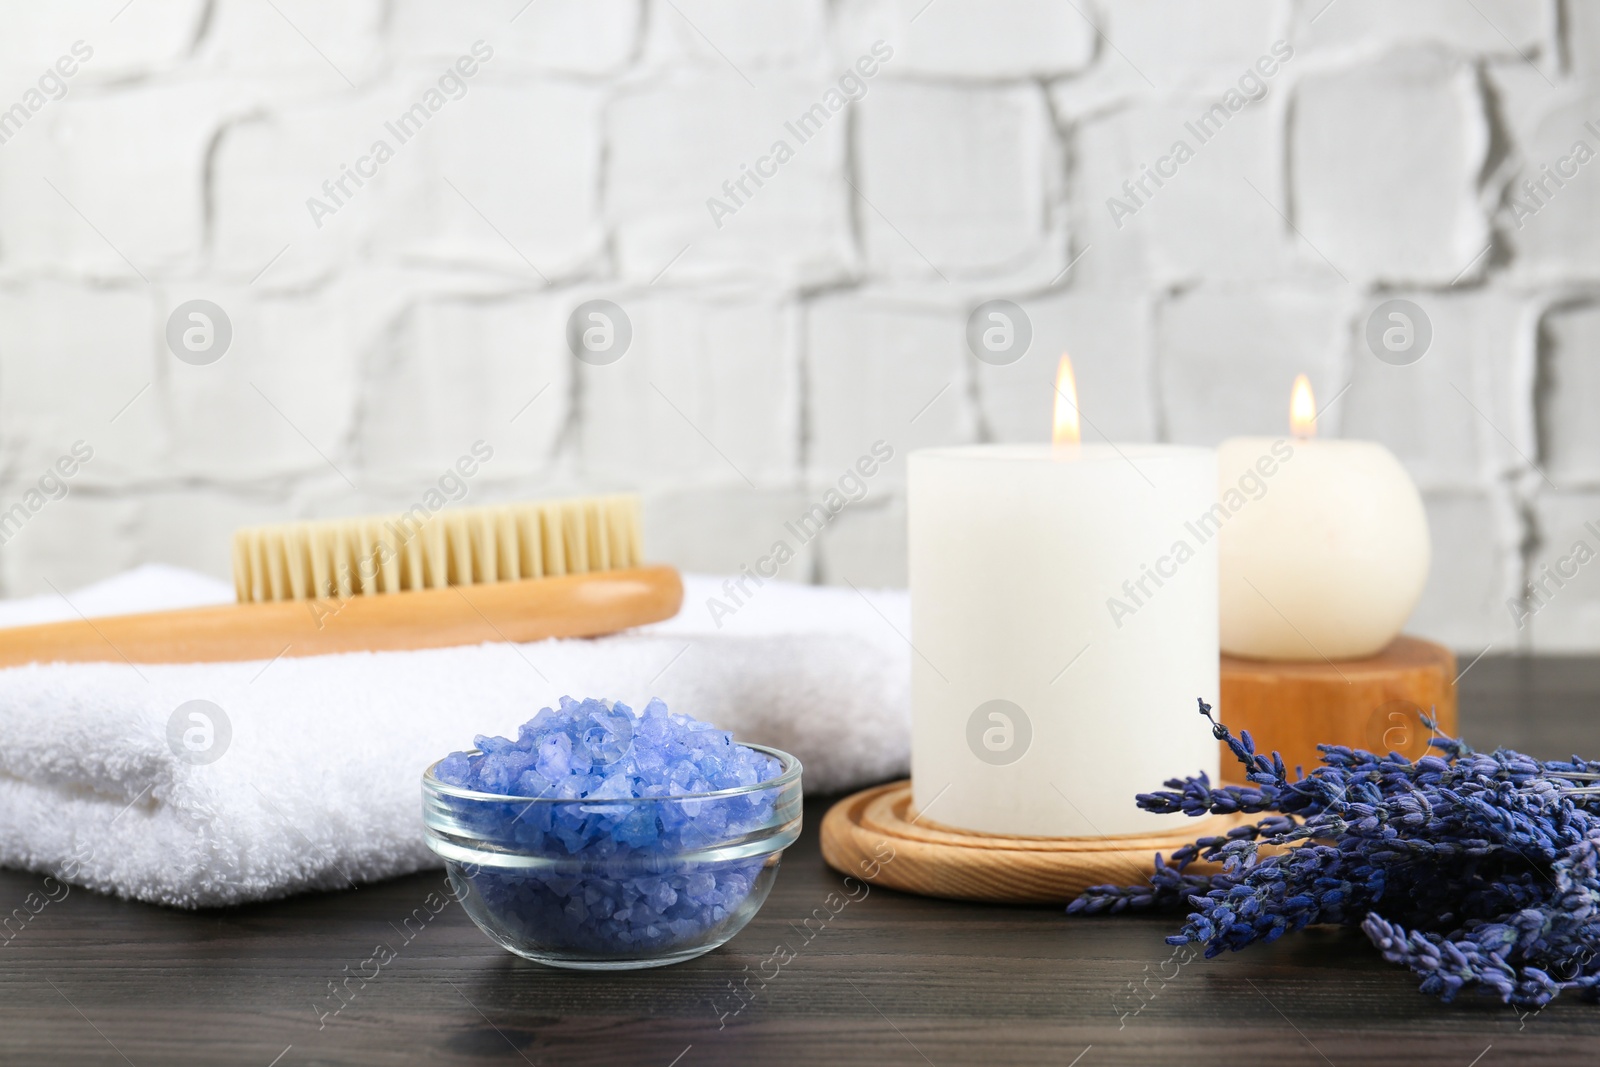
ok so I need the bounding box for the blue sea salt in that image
[434,697,782,957]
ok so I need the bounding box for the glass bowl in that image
[421,744,803,970]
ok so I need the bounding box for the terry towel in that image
[0,566,910,907]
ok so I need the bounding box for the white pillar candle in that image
[908,443,1220,838]
[1217,377,1430,661]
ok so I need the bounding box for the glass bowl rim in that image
[422,742,802,805]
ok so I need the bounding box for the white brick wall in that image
[0,0,1594,654]
[1067,96,1292,285]
[857,81,1064,280]
[1291,47,1490,286]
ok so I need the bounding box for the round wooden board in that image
[819,780,1251,904]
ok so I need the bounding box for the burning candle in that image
[1217,376,1430,661]
[907,356,1219,838]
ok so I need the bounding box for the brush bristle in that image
[230,494,643,603]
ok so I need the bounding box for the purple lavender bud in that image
[1070,699,1600,1009]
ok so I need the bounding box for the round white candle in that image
[909,444,1220,838]
[1216,436,1430,661]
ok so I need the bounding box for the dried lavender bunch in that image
[1066,700,1600,1009]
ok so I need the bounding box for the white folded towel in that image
[0,566,910,907]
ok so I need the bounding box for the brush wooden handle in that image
[0,566,684,667]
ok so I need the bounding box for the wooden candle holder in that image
[820,636,1455,904]
[1218,635,1457,784]
[819,781,1250,904]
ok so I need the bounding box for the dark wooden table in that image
[3,655,1599,1066]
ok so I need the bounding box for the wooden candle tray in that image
[820,780,1251,905]
[823,637,1454,904]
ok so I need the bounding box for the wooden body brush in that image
[0,495,682,666]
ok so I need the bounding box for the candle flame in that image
[1053,354,1081,445]
[1290,374,1317,439]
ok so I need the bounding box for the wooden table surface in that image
[3,655,1599,1066]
